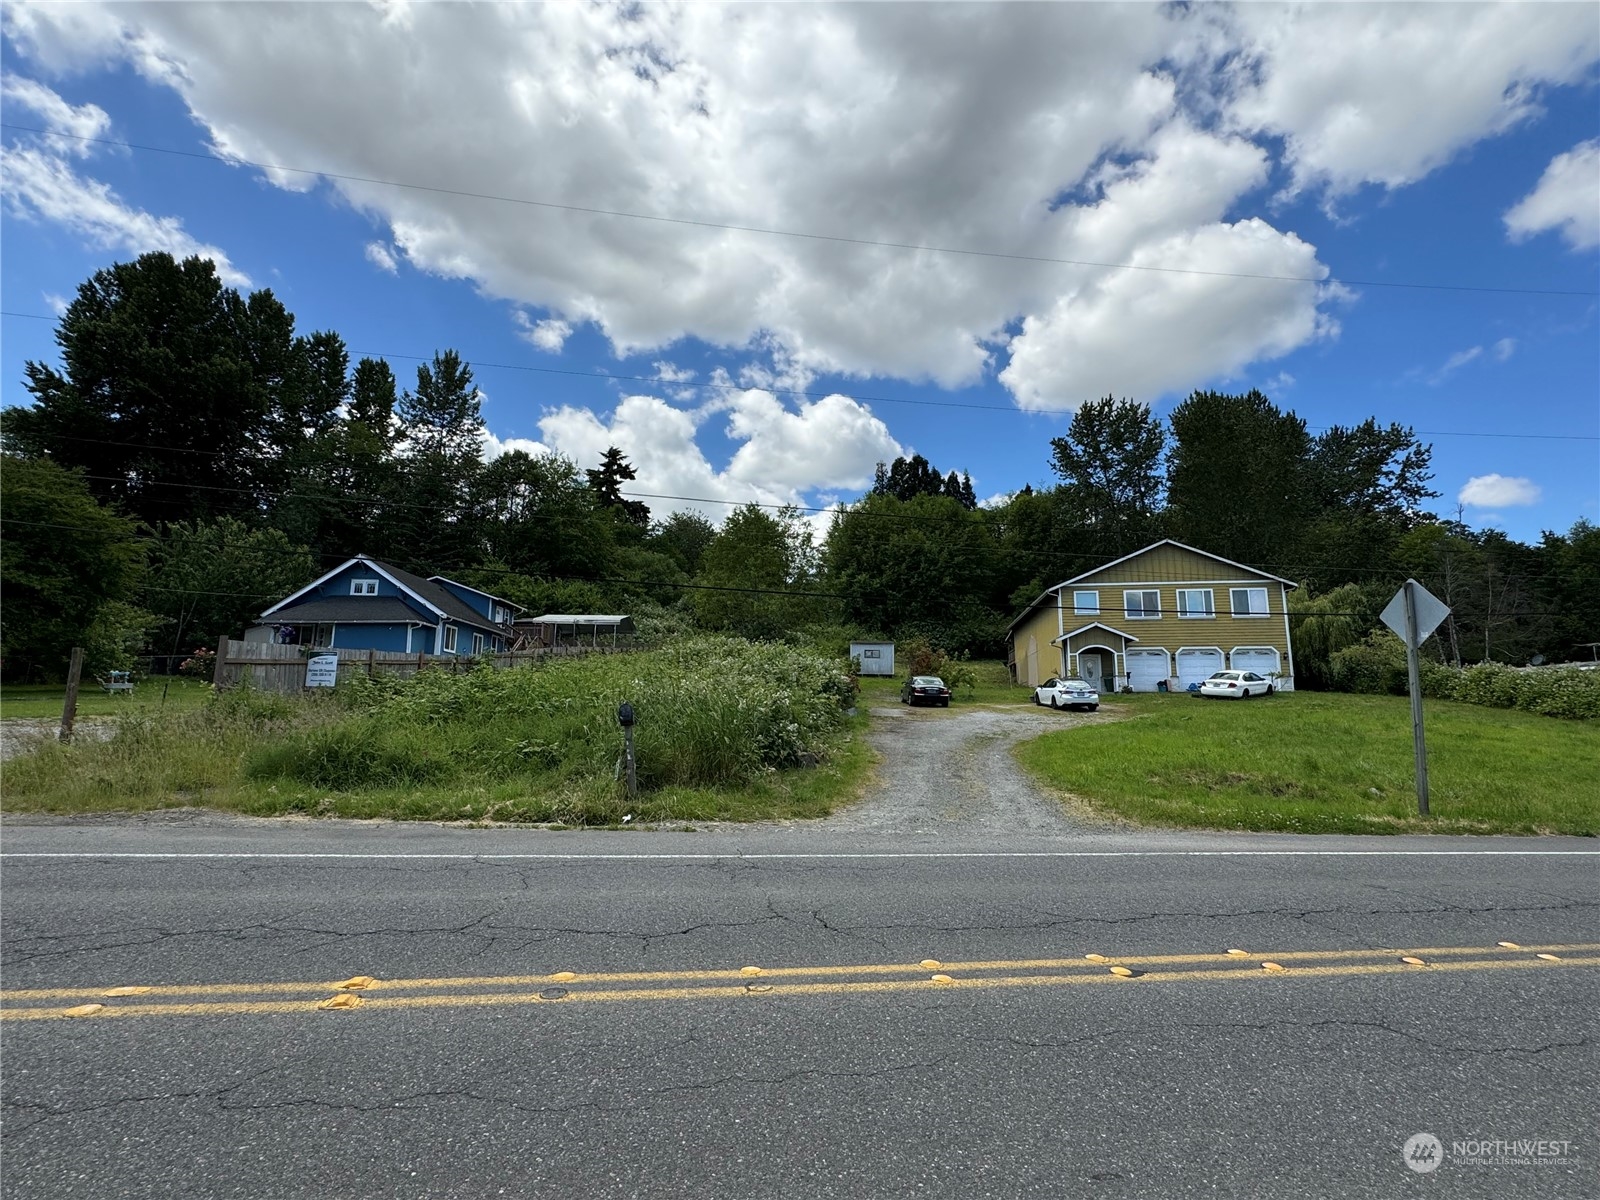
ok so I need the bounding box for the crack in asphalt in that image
[980,1020,1590,1062]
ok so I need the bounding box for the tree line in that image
[2,252,1594,682]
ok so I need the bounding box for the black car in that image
[901,675,951,707]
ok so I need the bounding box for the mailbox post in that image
[617,702,637,801]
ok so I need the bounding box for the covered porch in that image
[1052,622,1140,693]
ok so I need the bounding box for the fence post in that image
[59,646,85,744]
[211,634,231,690]
[367,648,376,678]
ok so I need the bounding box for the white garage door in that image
[1126,649,1170,692]
[1231,647,1280,677]
[1176,647,1224,690]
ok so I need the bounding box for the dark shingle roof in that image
[377,562,504,633]
[266,597,429,625]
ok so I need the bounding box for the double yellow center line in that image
[4,944,1596,1021]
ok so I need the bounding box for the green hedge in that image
[1330,633,1600,719]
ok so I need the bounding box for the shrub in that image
[1332,632,1600,720]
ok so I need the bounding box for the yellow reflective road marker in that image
[1400,957,1427,966]
[1225,949,1250,958]
[547,971,578,983]
[103,986,152,997]
[1498,941,1521,949]
[1085,954,1110,963]
[1261,962,1286,973]
[63,1003,104,1018]
[919,960,942,969]
[931,974,954,985]
[1109,966,1135,978]
[744,983,774,994]
[1536,953,1562,962]
[334,976,376,991]
[739,966,764,977]
[317,993,362,1010]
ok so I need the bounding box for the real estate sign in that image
[305,655,340,688]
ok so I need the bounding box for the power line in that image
[4,316,1596,442]
[2,123,1595,299]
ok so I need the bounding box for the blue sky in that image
[2,2,1596,547]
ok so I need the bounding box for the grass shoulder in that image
[1014,690,1599,836]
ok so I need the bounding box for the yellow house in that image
[1007,540,1297,693]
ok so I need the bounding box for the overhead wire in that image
[2,124,1595,298]
[5,310,1597,442]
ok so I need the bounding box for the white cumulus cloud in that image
[3,2,1594,411]
[364,241,398,273]
[0,75,110,153]
[0,144,248,285]
[1504,139,1600,251]
[514,313,572,353]
[1459,474,1542,508]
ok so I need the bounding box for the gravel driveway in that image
[818,703,1124,839]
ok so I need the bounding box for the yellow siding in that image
[1009,542,1298,690]
[1008,603,1065,687]
[1076,543,1279,587]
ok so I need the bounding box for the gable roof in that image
[1006,540,1296,637]
[1051,621,1140,646]
[1057,539,1297,589]
[429,575,521,610]
[259,556,508,634]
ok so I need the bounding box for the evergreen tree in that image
[585,446,652,530]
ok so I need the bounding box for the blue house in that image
[249,557,521,656]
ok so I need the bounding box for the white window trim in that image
[443,625,458,653]
[1177,588,1216,619]
[472,632,485,655]
[1230,587,1270,618]
[1073,590,1100,616]
[350,578,379,596]
[1123,589,1162,620]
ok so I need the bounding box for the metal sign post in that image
[1380,580,1451,817]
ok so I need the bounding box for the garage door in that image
[1126,649,1170,692]
[1176,647,1224,690]
[1231,647,1280,676]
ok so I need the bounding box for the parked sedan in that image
[901,676,951,707]
[1198,670,1274,699]
[1034,677,1099,711]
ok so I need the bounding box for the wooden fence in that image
[210,637,614,694]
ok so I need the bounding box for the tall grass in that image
[3,638,860,823]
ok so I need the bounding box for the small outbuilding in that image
[514,614,635,651]
[849,641,896,677]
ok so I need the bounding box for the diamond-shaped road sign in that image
[1381,580,1451,647]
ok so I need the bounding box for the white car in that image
[1033,677,1100,711]
[1198,670,1274,699]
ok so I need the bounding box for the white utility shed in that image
[850,641,895,676]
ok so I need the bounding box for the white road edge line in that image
[1,851,1598,860]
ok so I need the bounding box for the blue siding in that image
[433,579,513,624]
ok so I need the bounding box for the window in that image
[1231,587,1269,617]
[472,633,485,655]
[443,626,458,653]
[350,578,378,596]
[1124,589,1161,619]
[861,649,881,659]
[1073,590,1100,616]
[1178,588,1215,618]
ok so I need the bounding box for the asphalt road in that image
[3,709,1597,1199]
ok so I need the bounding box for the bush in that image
[1332,631,1600,719]
[249,636,855,792]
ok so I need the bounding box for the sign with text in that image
[305,654,339,688]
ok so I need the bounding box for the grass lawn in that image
[856,659,1025,708]
[1015,690,1599,836]
[0,677,215,720]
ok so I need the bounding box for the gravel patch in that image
[818,703,1126,838]
[0,718,115,762]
